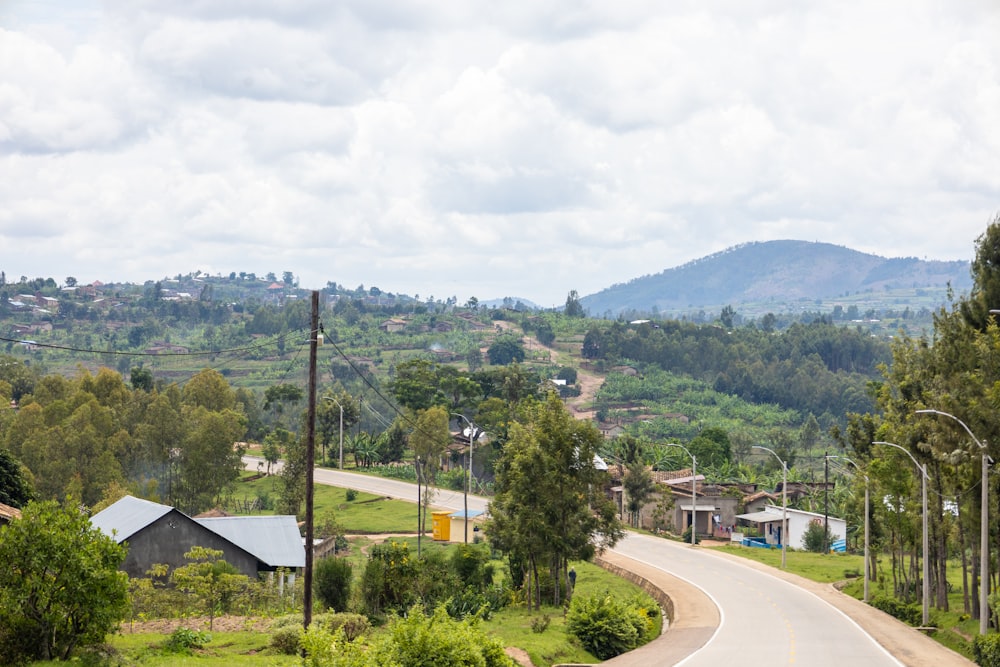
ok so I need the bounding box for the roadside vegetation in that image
[5,216,1000,663]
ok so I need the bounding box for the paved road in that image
[607,533,902,666]
[246,457,972,666]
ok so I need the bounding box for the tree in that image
[961,213,1000,331]
[182,368,237,412]
[379,420,408,464]
[171,546,249,630]
[688,427,732,469]
[64,276,77,287]
[318,390,360,465]
[0,500,128,663]
[487,334,525,366]
[565,290,585,317]
[535,319,556,346]
[176,406,247,514]
[0,447,32,508]
[623,462,655,528]
[389,359,442,412]
[487,393,624,609]
[582,327,603,359]
[314,556,353,612]
[409,406,450,533]
[719,304,736,329]
[130,365,154,392]
[263,383,304,423]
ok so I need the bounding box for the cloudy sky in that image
[2,1,998,306]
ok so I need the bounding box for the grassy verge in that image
[32,630,299,667]
[487,559,663,667]
[233,473,419,534]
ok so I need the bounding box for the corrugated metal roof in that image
[195,516,305,568]
[736,510,783,523]
[90,495,173,542]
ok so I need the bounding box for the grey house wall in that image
[120,509,259,578]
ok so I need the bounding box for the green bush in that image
[322,612,370,641]
[344,488,358,502]
[681,526,701,544]
[314,556,353,612]
[802,521,831,553]
[566,593,655,660]
[361,541,418,617]
[164,627,211,654]
[450,543,494,589]
[870,595,923,626]
[270,614,303,629]
[974,633,1000,666]
[530,615,550,634]
[269,625,302,655]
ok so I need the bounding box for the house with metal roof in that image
[735,504,846,551]
[91,495,304,579]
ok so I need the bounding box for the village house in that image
[379,318,407,333]
[90,496,304,585]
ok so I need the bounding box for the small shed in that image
[448,509,486,543]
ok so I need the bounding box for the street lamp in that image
[753,446,788,569]
[452,413,484,544]
[916,409,991,634]
[323,396,346,469]
[874,441,929,627]
[828,455,870,603]
[665,443,698,546]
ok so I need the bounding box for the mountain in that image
[580,240,973,317]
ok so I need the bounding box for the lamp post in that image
[916,409,991,634]
[665,443,698,546]
[323,396,345,469]
[874,441,929,627]
[828,455,870,603]
[452,413,482,544]
[752,445,787,569]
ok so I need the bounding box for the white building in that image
[736,505,847,551]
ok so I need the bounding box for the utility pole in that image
[302,291,318,634]
[824,450,829,550]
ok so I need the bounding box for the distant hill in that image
[580,240,973,317]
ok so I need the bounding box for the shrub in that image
[322,613,370,641]
[681,526,701,544]
[0,500,129,665]
[530,615,550,634]
[567,593,655,660]
[870,596,923,626]
[361,541,417,617]
[450,543,494,589]
[974,633,1000,667]
[344,488,358,502]
[802,521,831,553]
[164,627,211,654]
[377,605,513,667]
[269,625,302,655]
[314,556,353,612]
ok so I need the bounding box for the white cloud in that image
[0,0,998,304]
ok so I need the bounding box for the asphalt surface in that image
[244,457,976,666]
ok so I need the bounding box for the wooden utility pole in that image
[303,290,318,633]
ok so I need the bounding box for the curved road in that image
[246,457,972,666]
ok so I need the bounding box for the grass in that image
[232,473,419,534]
[32,631,299,667]
[487,558,662,667]
[711,544,865,582]
[66,543,660,667]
